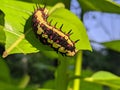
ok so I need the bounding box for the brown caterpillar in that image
[32,5,79,56]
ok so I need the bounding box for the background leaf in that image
[80,70,103,90]
[85,71,120,88]
[19,0,71,9]
[0,57,11,83]
[102,40,120,52]
[78,0,120,13]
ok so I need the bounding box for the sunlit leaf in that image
[0,0,91,57]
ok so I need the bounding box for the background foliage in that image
[0,0,120,90]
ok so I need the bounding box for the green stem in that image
[81,9,84,22]
[73,51,83,90]
[18,74,30,88]
[55,56,68,90]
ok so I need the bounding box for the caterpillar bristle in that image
[67,29,72,34]
[49,19,53,25]
[38,4,41,9]
[20,23,24,27]
[74,39,80,44]
[43,4,46,9]
[54,22,58,27]
[22,17,27,21]
[33,6,36,11]
[65,29,73,36]
[35,4,39,9]
[60,24,63,30]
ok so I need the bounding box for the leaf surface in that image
[85,71,120,88]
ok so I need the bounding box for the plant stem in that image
[18,74,30,88]
[73,51,83,90]
[56,56,68,90]
[81,9,84,22]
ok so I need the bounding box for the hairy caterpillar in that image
[32,5,79,56]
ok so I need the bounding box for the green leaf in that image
[37,89,53,90]
[102,40,120,52]
[84,71,120,88]
[0,0,39,57]
[0,0,50,57]
[78,0,120,13]
[0,81,36,90]
[0,57,11,83]
[0,82,18,90]
[0,58,37,90]
[0,0,91,57]
[80,69,103,90]
[43,80,55,89]
[48,3,65,15]
[19,0,71,9]
[81,80,103,90]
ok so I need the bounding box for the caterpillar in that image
[32,4,79,56]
